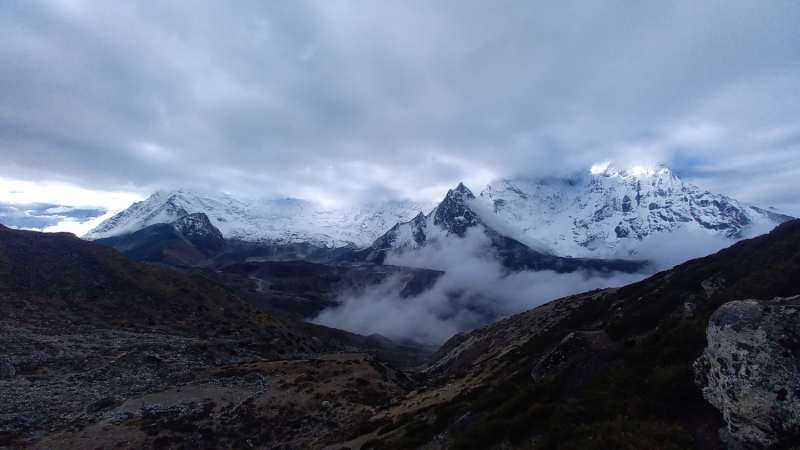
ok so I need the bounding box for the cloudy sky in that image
[2,1,799,215]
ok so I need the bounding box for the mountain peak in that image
[448,182,475,200]
[477,165,792,257]
[590,162,676,179]
[432,182,480,237]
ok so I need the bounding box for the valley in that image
[5,2,799,448]
[1,165,798,449]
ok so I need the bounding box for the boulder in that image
[0,362,15,378]
[701,272,727,297]
[694,296,800,448]
[684,295,698,317]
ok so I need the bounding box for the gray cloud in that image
[312,221,776,344]
[313,228,648,344]
[1,1,799,211]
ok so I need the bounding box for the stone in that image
[0,362,15,378]
[87,396,118,413]
[684,295,698,317]
[694,296,800,448]
[701,272,727,298]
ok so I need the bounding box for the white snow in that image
[473,163,790,258]
[84,189,437,248]
[84,164,792,255]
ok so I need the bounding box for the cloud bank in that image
[313,223,778,344]
[313,228,646,344]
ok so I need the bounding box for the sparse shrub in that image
[548,418,692,450]
[451,418,511,450]
[361,437,384,449]
[377,416,413,435]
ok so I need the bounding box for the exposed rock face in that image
[358,183,648,273]
[432,182,481,237]
[694,297,800,448]
[684,295,698,317]
[171,212,226,251]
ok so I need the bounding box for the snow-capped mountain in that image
[358,182,647,273]
[83,189,436,249]
[362,183,479,256]
[85,164,792,258]
[360,164,792,261]
[472,164,793,257]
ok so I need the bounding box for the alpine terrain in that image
[473,163,793,257]
[84,164,792,263]
[84,190,436,249]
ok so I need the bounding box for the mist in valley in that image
[313,223,778,345]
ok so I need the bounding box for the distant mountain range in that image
[83,190,435,248]
[83,164,793,262]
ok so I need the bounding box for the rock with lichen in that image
[694,296,800,448]
[701,272,727,298]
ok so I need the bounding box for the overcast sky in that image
[2,1,799,214]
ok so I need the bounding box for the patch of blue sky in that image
[669,152,705,177]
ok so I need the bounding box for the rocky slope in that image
[474,164,793,257]
[0,225,430,449]
[93,213,446,326]
[3,217,799,449]
[84,189,435,249]
[318,219,800,450]
[94,212,226,266]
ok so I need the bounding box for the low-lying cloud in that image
[313,223,779,345]
[313,228,646,344]
[616,222,780,271]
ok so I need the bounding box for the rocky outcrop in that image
[694,296,800,448]
[702,272,728,297]
[531,330,612,380]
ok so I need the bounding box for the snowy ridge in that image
[368,183,479,251]
[86,165,792,256]
[84,190,436,249]
[472,164,793,257]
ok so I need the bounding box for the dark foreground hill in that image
[0,225,429,449]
